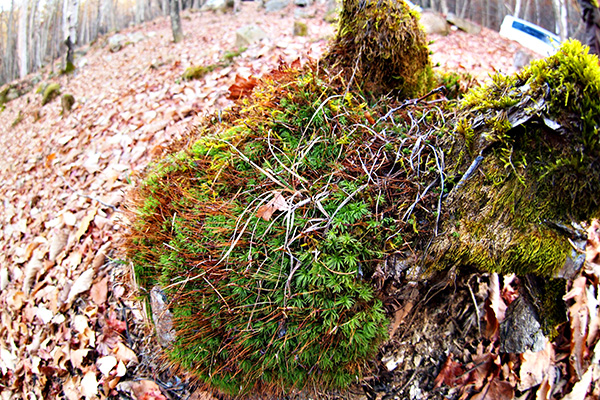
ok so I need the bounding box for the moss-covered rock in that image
[293,21,308,36]
[61,94,75,114]
[323,0,433,98]
[41,83,61,106]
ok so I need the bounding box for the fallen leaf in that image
[586,219,600,266]
[117,380,167,400]
[22,249,44,292]
[256,191,289,221]
[227,75,259,100]
[563,276,589,378]
[114,342,139,364]
[70,348,90,369]
[66,269,95,305]
[116,360,127,377]
[80,370,99,399]
[35,306,54,324]
[518,341,553,391]
[471,377,514,400]
[434,353,466,388]
[97,355,117,376]
[48,228,69,262]
[74,208,98,243]
[90,276,108,305]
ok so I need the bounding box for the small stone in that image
[420,11,449,35]
[107,34,128,52]
[446,13,482,34]
[235,24,268,48]
[500,296,546,354]
[264,0,290,12]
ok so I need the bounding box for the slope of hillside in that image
[0,3,545,399]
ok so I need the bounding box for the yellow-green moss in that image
[41,83,60,106]
[293,21,308,36]
[429,40,600,280]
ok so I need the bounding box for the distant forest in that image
[0,0,589,86]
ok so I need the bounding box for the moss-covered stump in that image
[428,40,600,279]
[323,0,433,98]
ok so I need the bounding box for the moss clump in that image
[61,94,75,114]
[61,61,75,75]
[293,21,308,36]
[41,83,61,106]
[324,0,433,98]
[125,63,453,396]
[182,65,214,81]
[428,40,600,278]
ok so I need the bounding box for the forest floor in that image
[1,3,599,400]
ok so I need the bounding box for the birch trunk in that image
[17,0,29,78]
[62,0,79,71]
[170,0,183,43]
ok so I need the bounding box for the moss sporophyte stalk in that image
[124,1,600,396]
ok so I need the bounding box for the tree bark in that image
[579,0,600,56]
[17,0,29,78]
[62,0,79,72]
[170,0,183,43]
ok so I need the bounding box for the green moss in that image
[182,65,214,81]
[126,68,416,396]
[324,0,433,98]
[429,40,600,280]
[61,61,75,75]
[41,83,60,106]
[293,21,308,36]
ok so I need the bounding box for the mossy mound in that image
[126,64,448,396]
[41,83,61,106]
[324,0,433,98]
[61,94,75,114]
[429,40,600,278]
[182,65,214,81]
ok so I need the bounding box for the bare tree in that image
[170,0,183,43]
[63,0,79,72]
[17,0,29,78]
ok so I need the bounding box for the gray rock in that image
[420,11,448,35]
[294,0,311,6]
[265,0,290,12]
[127,31,146,44]
[294,7,316,18]
[500,296,546,354]
[6,88,19,101]
[107,33,128,52]
[446,13,482,34]
[235,24,268,48]
[202,0,229,11]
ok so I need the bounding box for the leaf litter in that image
[0,2,588,399]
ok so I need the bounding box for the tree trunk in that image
[578,0,600,56]
[552,0,567,40]
[514,0,523,18]
[17,0,29,79]
[63,0,79,72]
[170,0,183,43]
